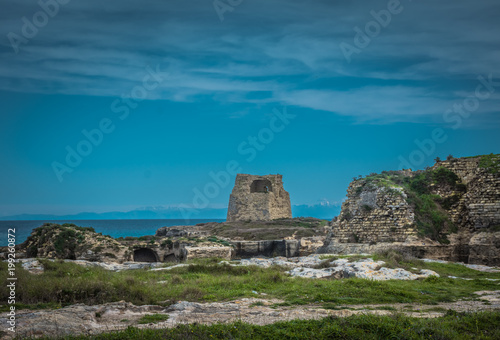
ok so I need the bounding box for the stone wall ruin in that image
[227,174,292,222]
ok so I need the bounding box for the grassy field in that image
[1,252,499,312]
[38,311,500,339]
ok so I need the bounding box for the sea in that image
[0,219,225,246]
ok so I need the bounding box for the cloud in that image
[0,0,499,124]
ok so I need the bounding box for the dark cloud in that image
[1,0,499,123]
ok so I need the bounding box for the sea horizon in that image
[0,219,226,247]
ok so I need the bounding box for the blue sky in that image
[0,0,499,217]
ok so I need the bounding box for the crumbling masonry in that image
[227,174,292,222]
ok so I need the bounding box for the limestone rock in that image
[229,254,439,281]
[322,155,500,266]
[182,246,232,260]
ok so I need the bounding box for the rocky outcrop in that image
[324,155,500,266]
[14,258,169,274]
[1,301,166,339]
[226,255,439,281]
[332,175,417,243]
[155,227,206,238]
[9,218,331,266]
[5,293,500,339]
[21,223,129,262]
[227,174,292,222]
[16,223,234,265]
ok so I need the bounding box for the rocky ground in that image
[17,258,168,274]
[2,291,500,339]
[15,254,500,279]
[229,255,440,280]
[3,255,500,339]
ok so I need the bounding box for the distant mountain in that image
[292,203,341,220]
[0,207,227,221]
[0,203,339,221]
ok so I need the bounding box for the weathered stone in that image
[227,174,292,222]
[322,155,500,266]
[231,240,299,258]
[228,254,440,281]
[6,293,500,339]
[9,258,173,273]
[329,176,417,244]
[182,246,232,260]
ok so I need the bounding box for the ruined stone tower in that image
[226,174,292,222]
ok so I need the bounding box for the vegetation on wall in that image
[356,166,466,243]
[478,153,500,174]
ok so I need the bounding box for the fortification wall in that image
[331,179,417,243]
[433,157,500,230]
[227,174,292,222]
[324,155,500,265]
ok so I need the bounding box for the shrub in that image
[342,211,352,221]
[479,153,500,174]
[432,167,460,187]
[138,314,169,324]
[161,239,173,248]
[53,228,77,259]
[349,233,360,243]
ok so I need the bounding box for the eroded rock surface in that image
[226,255,440,281]
[11,258,170,274]
[3,292,500,339]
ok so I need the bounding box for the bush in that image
[401,168,463,242]
[138,314,169,324]
[432,167,460,187]
[64,224,96,233]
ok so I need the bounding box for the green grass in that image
[1,255,499,313]
[137,314,169,324]
[38,311,500,339]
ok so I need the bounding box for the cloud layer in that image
[1,0,500,123]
